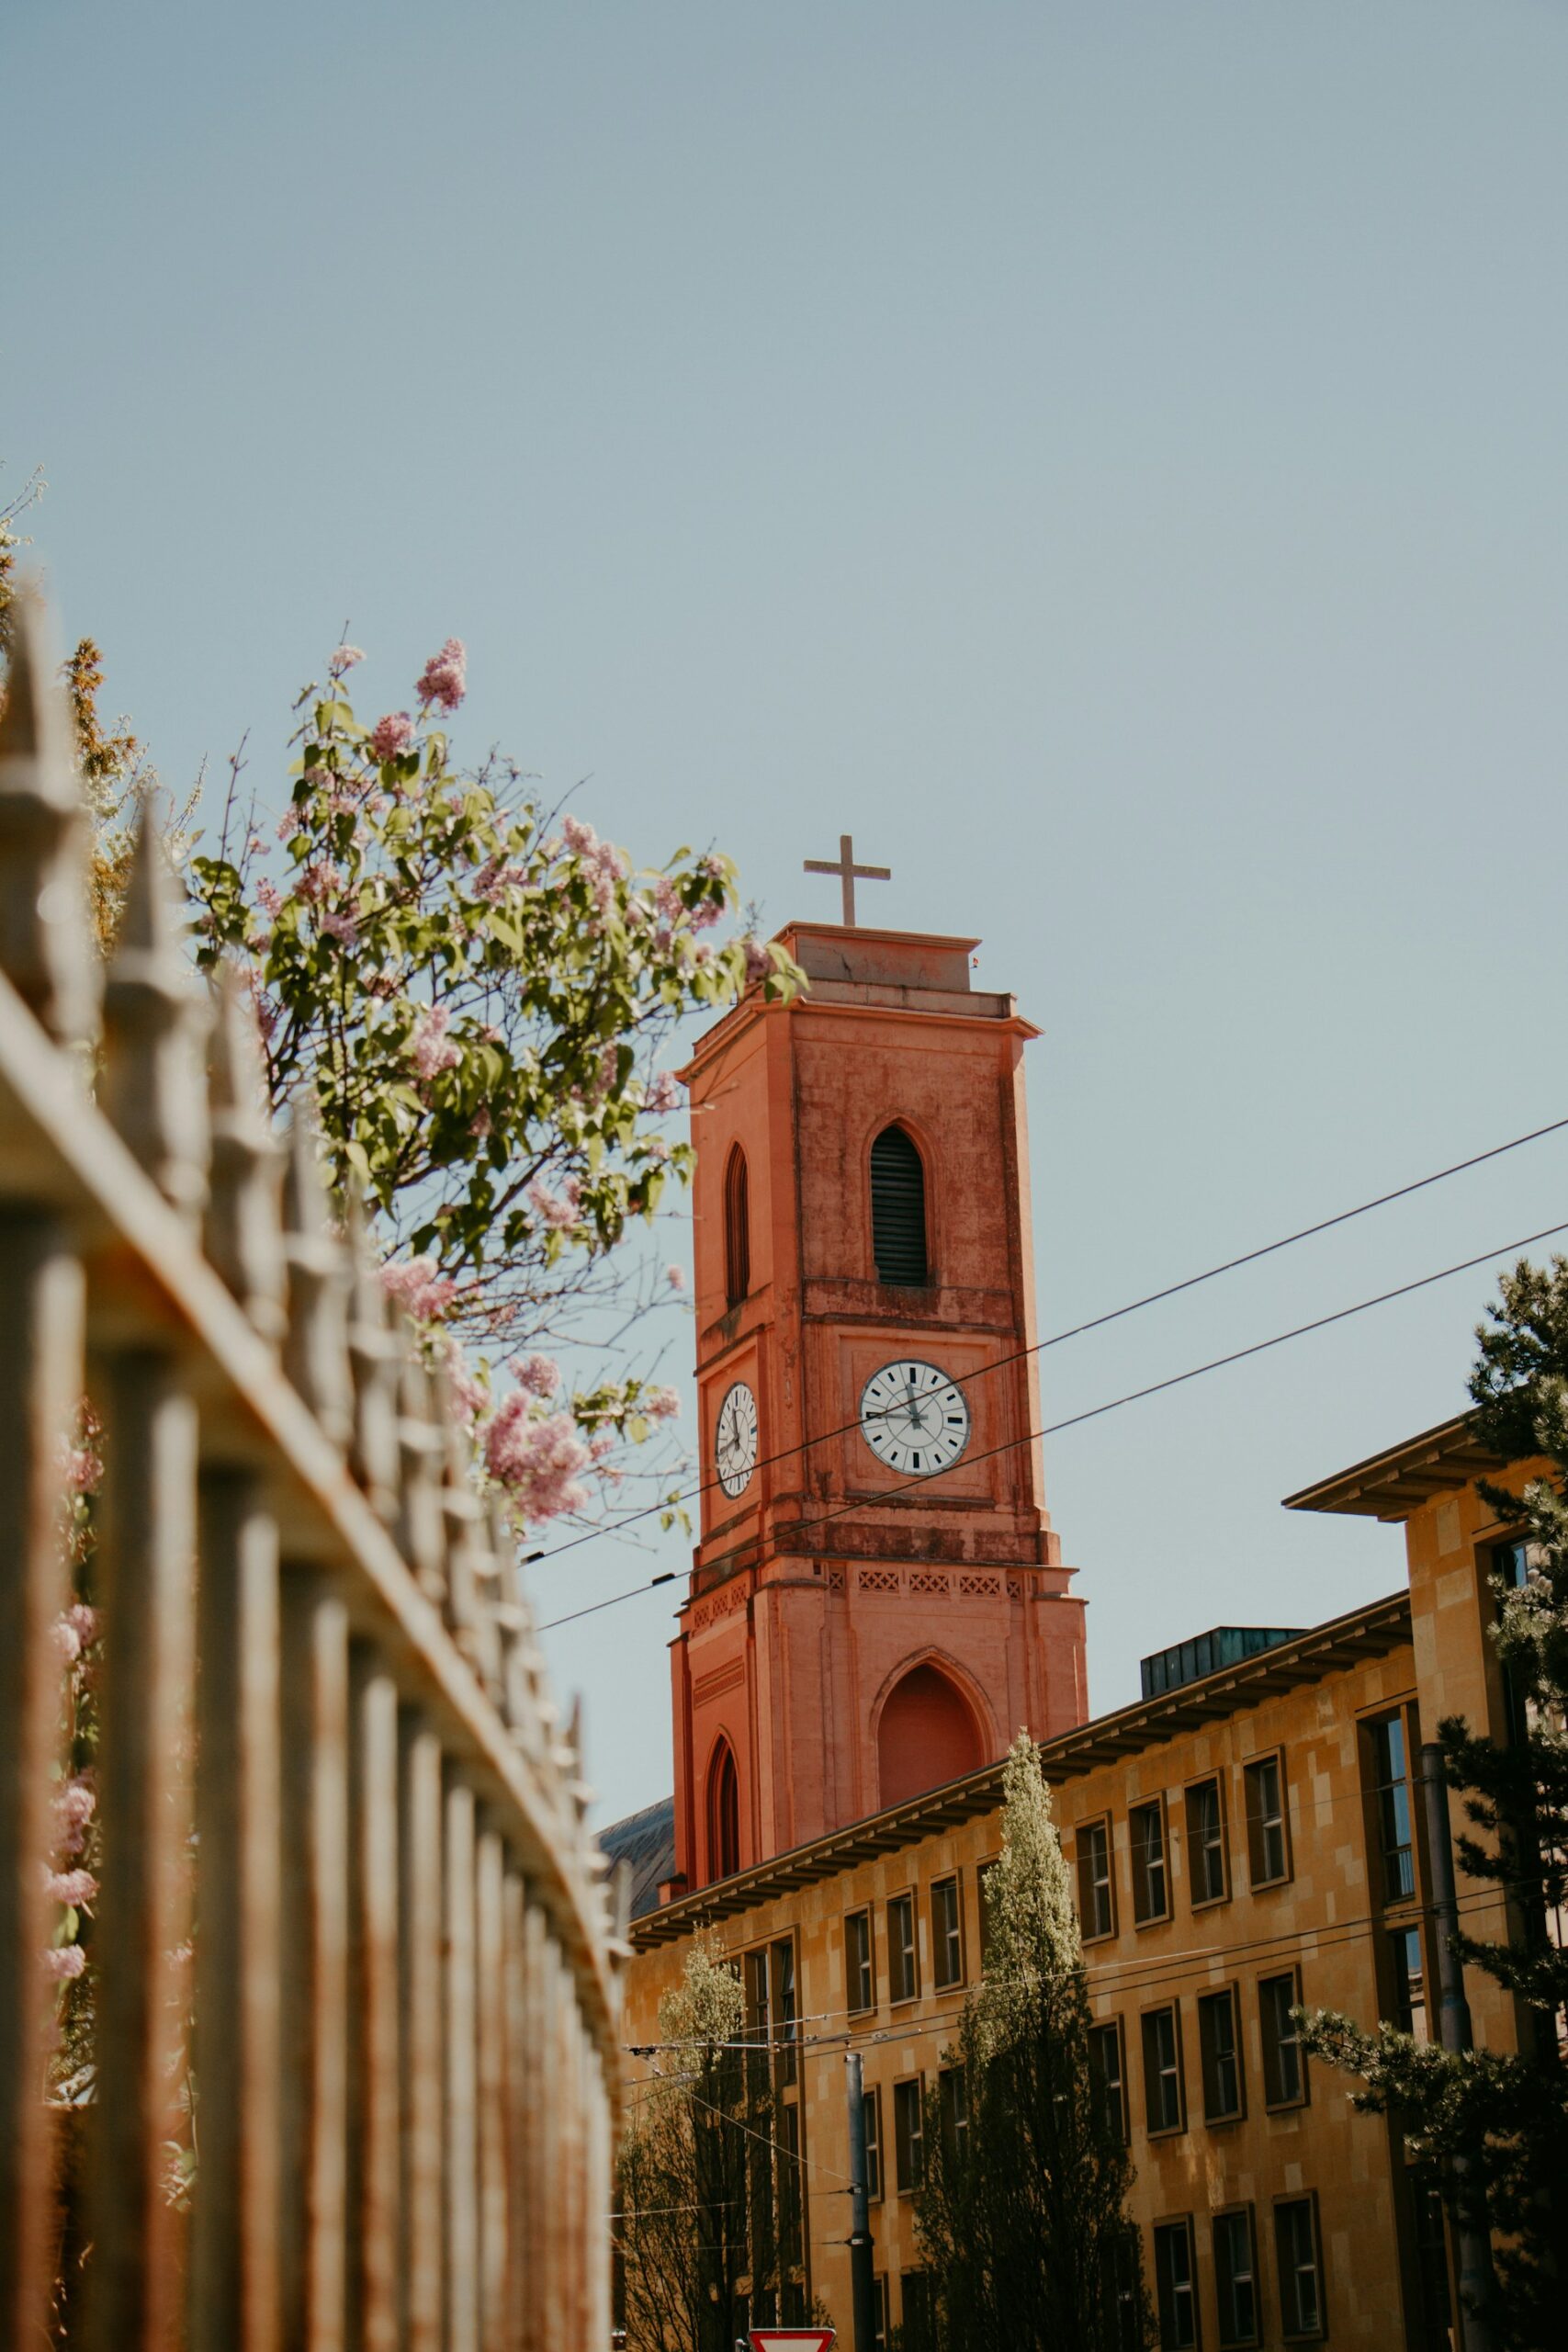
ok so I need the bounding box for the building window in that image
[1089,2018,1127,2143]
[1274,2197,1325,2339]
[1213,2208,1259,2347]
[900,2270,936,2352]
[893,2076,925,2192]
[1198,1987,1245,2122]
[1142,2005,1185,2135]
[846,1908,875,2014]
[707,1738,740,1881]
[863,2086,883,2202]
[938,2064,968,2166]
[888,1892,919,2003]
[1153,2218,1199,2351]
[1366,1711,1416,1904]
[772,1937,797,2086]
[870,1125,929,1285]
[1131,1799,1169,1923]
[1389,1924,1428,2042]
[1243,1753,1290,1887]
[1259,1970,1307,2108]
[1077,1817,1116,1940]
[723,1146,750,1305]
[1186,1777,1228,1906]
[931,1876,964,1989]
[779,2102,803,2266]
[872,2276,889,2352]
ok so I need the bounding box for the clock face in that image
[860,1359,971,1476]
[715,1380,760,1498]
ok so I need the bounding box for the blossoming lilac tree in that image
[192,636,797,1532]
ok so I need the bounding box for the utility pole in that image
[844,2052,878,2352]
[1421,1741,1495,2352]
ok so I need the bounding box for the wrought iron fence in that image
[0,596,624,2350]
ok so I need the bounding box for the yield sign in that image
[749,2335,835,2352]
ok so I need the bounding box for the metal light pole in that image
[1421,1741,1495,2352]
[844,2052,878,2352]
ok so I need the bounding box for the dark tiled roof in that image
[599,1795,676,1920]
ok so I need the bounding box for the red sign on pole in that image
[748,2333,835,2352]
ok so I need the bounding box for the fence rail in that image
[0,596,622,2350]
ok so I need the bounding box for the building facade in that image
[619,1428,1535,2351]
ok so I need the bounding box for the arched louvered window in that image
[870,1125,929,1285]
[707,1739,740,1881]
[724,1147,750,1306]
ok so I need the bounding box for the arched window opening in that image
[724,1147,750,1306]
[870,1125,929,1285]
[877,1664,982,1809]
[707,1739,740,1880]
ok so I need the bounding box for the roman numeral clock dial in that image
[714,1380,759,1498]
[860,1359,971,1476]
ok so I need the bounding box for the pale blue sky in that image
[9,1,1568,1822]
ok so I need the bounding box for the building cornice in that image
[1282,1412,1506,1521]
[630,1588,1413,1947]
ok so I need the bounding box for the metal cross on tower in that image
[803,833,891,929]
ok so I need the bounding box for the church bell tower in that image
[666,882,1088,1896]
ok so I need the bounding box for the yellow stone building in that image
[616,1416,1533,2352]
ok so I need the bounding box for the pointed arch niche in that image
[723,1146,750,1306]
[877,1663,983,1809]
[706,1736,741,1881]
[869,1124,929,1285]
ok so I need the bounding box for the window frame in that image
[1363,1706,1417,1907]
[1131,1795,1171,1926]
[892,2075,925,2194]
[869,1124,931,1288]
[1212,2205,1260,2349]
[845,1906,875,2016]
[1152,2214,1200,2352]
[1089,2015,1128,2143]
[1197,1984,1246,2124]
[723,1145,750,1306]
[863,2083,884,2203]
[1272,2193,1326,2341]
[938,2062,968,2168]
[1141,2001,1187,2138]
[1258,1967,1308,2110]
[1077,1815,1117,1943]
[887,1891,919,2005]
[1184,1774,1229,1909]
[1243,1751,1292,1889]
[931,1873,964,1991]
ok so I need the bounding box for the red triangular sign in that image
[749,2334,835,2352]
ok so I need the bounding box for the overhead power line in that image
[531,1112,1568,1575]
[535,1214,1568,1632]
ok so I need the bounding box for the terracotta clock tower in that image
[665,898,1088,1896]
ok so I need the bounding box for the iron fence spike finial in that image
[104,793,211,1221]
[0,587,99,1046]
[205,964,286,1339]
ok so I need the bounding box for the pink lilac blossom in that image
[510,1352,560,1398]
[561,814,597,854]
[416,638,467,713]
[469,1106,492,1142]
[276,804,306,842]
[597,1044,621,1099]
[434,1330,487,1428]
[370,711,415,763]
[247,832,267,855]
[51,1619,80,1665]
[254,877,282,918]
[409,1003,462,1080]
[527,1177,581,1231]
[62,1442,102,1495]
[666,1264,686,1291]
[644,1071,682,1114]
[741,937,772,986]
[588,1430,616,1462]
[330,644,366,674]
[319,909,360,945]
[379,1256,459,1322]
[44,1945,86,1982]
[483,1401,591,1522]
[51,1779,96,1859]
[643,1136,671,1164]
[643,1385,681,1423]
[297,862,342,905]
[46,1869,98,1908]
[68,1604,101,1647]
[690,897,721,932]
